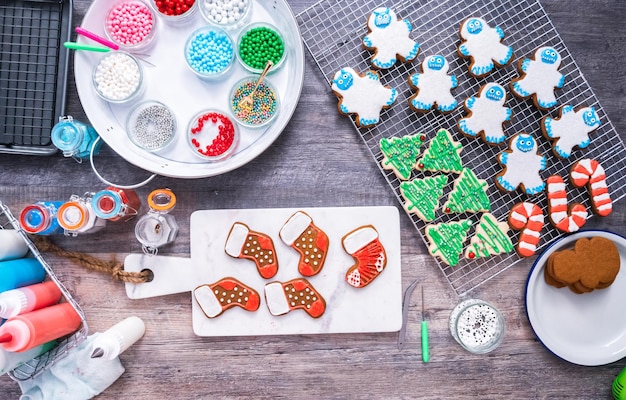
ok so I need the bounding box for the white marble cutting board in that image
[125,206,402,336]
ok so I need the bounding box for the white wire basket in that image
[296,0,626,295]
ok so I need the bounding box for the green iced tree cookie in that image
[380,133,426,180]
[416,128,463,174]
[443,167,491,214]
[400,175,448,221]
[426,219,473,266]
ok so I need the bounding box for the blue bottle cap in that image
[51,120,84,156]
[19,205,49,234]
[91,190,123,219]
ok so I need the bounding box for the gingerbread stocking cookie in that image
[279,211,329,276]
[264,278,326,318]
[225,222,278,279]
[194,277,260,318]
[342,225,387,288]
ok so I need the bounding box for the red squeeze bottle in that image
[0,303,81,352]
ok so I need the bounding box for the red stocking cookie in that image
[264,278,326,318]
[225,222,278,279]
[194,277,260,318]
[279,211,329,276]
[546,175,588,233]
[570,158,612,217]
[342,225,387,288]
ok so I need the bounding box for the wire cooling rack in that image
[296,0,626,295]
[0,0,71,155]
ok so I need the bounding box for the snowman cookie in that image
[458,82,512,145]
[363,7,420,69]
[458,17,513,77]
[495,132,547,196]
[408,55,458,113]
[331,67,398,128]
[510,46,565,110]
[541,104,601,159]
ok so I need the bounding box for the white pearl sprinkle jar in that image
[105,0,158,51]
[93,52,144,104]
[184,26,235,80]
[126,100,177,151]
[199,0,252,31]
[449,299,505,354]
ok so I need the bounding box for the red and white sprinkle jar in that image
[187,109,239,161]
[104,0,157,51]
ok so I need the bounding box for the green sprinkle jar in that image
[229,76,280,128]
[236,22,286,74]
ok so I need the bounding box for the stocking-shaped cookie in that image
[264,278,326,318]
[279,211,329,276]
[342,225,387,288]
[225,222,278,279]
[194,277,260,318]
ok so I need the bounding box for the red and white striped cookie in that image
[194,277,260,318]
[342,225,387,288]
[508,202,545,257]
[225,222,278,279]
[264,278,326,318]
[279,211,329,277]
[546,175,588,233]
[570,158,612,217]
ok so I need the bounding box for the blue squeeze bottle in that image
[0,258,46,293]
[19,202,65,236]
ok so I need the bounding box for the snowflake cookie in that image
[408,55,458,113]
[458,82,512,145]
[363,7,420,69]
[464,213,514,260]
[495,132,547,196]
[458,17,513,77]
[541,104,601,159]
[331,67,397,128]
[510,46,565,110]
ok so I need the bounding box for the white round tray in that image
[74,0,305,178]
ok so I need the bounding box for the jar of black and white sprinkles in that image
[126,100,177,151]
[93,52,144,103]
[199,0,252,31]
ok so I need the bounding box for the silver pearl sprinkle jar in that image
[126,100,177,151]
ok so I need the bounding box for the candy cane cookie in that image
[569,158,612,217]
[546,175,588,233]
[507,202,544,257]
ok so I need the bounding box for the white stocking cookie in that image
[363,7,420,69]
[408,55,458,113]
[495,133,547,195]
[458,82,512,145]
[458,17,513,77]
[331,67,397,127]
[510,46,565,110]
[541,105,601,159]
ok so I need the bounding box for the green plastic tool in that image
[421,286,429,363]
[63,42,110,53]
[614,365,626,400]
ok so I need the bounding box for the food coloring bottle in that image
[19,202,65,236]
[135,189,179,255]
[90,316,146,360]
[91,187,141,222]
[0,230,30,262]
[57,194,107,236]
[0,258,46,293]
[0,340,56,375]
[51,116,101,161]
[0,281,63,319]
[0,302,82,352]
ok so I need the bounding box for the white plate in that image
[525,230,626,366]
[74,0,305,178]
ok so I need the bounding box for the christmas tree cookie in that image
[380,133,426,180]
[442,167,491,214]
[425,219,473,267]
[464,213,514,260]
[416,129,463,174]
[400,175,448,222]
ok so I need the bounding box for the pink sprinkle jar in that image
[104,0,158,51]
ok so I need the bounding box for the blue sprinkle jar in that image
[184,26,234,80]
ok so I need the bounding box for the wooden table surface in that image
[1,0,625,398]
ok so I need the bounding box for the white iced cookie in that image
[458,17,513,77]
[408,55,458,113]
[331,67,398,128]
[363,7,420,69]
[510,46,565,110]
[458,82,512,145]
[495,133,547,196]
[541,104,601,159]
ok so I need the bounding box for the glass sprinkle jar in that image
[187,109,239,161]
[236,22,286,74]
[105,0,157,51]
[184,26,235,80]
[93,52,144,104]
[449,299,505,354]
[151,0,198,24]
[229,76,280,128]
[126,100,177,151]
[199,0,252,31]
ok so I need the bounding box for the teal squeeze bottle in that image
[0,258,46,293]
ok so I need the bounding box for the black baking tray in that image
[0,0,72,155]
